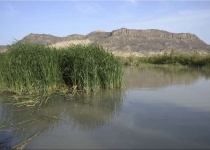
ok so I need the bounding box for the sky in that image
[0,0,210,45]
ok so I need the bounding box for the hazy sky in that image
[0,0,210,45]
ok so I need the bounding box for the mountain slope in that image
[17,28,210,56]
[0,45,7,52]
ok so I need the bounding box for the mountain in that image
[5,28,210,56]
[0,45,6,52]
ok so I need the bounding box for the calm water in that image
[1,65,210,149]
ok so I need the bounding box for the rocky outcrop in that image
[21,33,68,45]
[96,28,210,56]
[0,45,6,52]
[86,30,110,41]
[6,28,210,56]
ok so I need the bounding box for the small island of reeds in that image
[0,42,123,96]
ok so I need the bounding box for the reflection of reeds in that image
[66,89,124,130]
[0,90,124,148]
[0,42,123,95]
[123,65,210,90]
[12,127,46,150]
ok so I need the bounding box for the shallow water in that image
[1,65,210,149]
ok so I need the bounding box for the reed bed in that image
[58,44,122,91]
[120,50,210,67]
[0,42,123,95]
[0,42,62,95]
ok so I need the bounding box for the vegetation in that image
[120,50,210,67]
[58,44,122,92]
[0,42,123,95]
[1,42,209,96]
[0,42,61,95]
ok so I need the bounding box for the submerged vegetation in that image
[120,50,210,67]
[0,42,123,95]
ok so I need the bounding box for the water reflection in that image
[37,90,123,131]
[0,65,210,149]
[124,65,210,89]
[0,89,124,147]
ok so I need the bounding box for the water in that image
[1,65,210,149]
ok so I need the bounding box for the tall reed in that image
[0,42,123,95]
[0,42,62,94]
[58,44,123,91]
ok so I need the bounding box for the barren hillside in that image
[3,28,210,56]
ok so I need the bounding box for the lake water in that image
[1,65,210,149]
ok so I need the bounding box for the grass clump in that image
[0,42,122,95]
[147,51,210,66]
[120,50,210,67]
[59,45,122,91]
[0,42,62,95]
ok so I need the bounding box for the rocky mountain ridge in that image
[1,28,210,56]
[0,45,6,52]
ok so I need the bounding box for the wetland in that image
[1,65,210,149]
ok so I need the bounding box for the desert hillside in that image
[0,45,6,52]
[1,28,210,56]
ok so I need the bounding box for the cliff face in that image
[95,28,209,55]
[16,28,210,56]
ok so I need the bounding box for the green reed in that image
[120,50,210,67]
[0,42,122,95]
[0,42,62,94]
[58,44,123,91]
